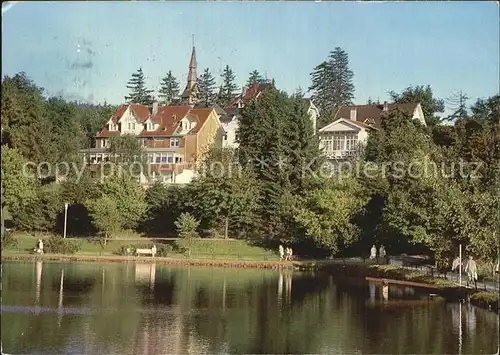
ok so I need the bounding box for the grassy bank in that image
[3,233,279,261]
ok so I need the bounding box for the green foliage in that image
[1,73,57,166]
[1,229,18,250]
[308,47,355,120]
[107,134,147,176]
[158,70,180,105]
[198,68,217,107]
[189,147,262,238]
[289,175,368,254]
[86,195,122,238]
[44,235,81,254]
[124,67,154,105]
[85,169,147,237]
[247,70,263,86]
[175,212,200,239]
[389,85,444,126]
[238,86,323,240]
[217,65,238,107]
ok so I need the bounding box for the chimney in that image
[350,108,357,121]
[383,101,389,112]
[152,101,159,116]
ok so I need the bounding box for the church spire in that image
[181,36,198,106]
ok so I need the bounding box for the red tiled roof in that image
[137,106,214,137]
[226,82,272,109]
[187,108,212,134]
[111,105,128,124]
[96,128,121,138]
[110,104,151,124]
[335,102,419,129]
[129,104,151,122]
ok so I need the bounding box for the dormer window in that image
[170,138,180,147]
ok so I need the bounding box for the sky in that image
[2,1,499,113]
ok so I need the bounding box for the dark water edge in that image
[1,260,499,354]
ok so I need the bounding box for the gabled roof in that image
[226,81,272,109]
[110,104,151,124]
[334,102,419,129]
[319,117,378,133]
[138,106,214,137]
[96,128,121,138]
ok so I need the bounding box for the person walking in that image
[465,255,478,290]
[288,247,293,262]
[370,245,377,261]
[379,245,386,264]
[279,244,284,261]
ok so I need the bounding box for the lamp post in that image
[63,203,69,238]
[459,244,462,288]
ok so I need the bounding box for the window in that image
[346,134,358,151]
[224,134,228,141]
[155,156,161,163]
[175,156,183,164]
[170,138,180,147]
[161,155,167,163]
[322,136,333,153]
[333,134,344,151]
[149,155,154,163]
[167,155,173,164]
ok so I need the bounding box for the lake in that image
[1,261,498,354]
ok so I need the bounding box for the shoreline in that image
[1,253,295,269]
[3,253,498,312]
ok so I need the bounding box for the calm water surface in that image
[1,261,498,354]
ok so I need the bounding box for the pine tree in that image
[158,70,179,106]
[309,47,355,117]
[238,87,323,239]
[246,70,263,86]
[217,65,238,107]
[197,68,217,107]
[124,68,154,105]
[158,71,180,105]
[445,90,469,121]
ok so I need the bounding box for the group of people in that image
[369,244,386,263]
[452,255,478,288]
[278,244,293,261]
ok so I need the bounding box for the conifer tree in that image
[158,71,180,105]
[197,68,216,107]
[246,70,263,86]
[309,47,355,121]
[217,65,238,107]
[124,68,154,105]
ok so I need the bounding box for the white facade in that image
[411,104,426,126]
[222,117,239,148]
[318,118,370,160]
[117,107,144,135]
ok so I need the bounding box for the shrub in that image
[44,236,81,254]
[1,230,18,250]
[174,212,200,239]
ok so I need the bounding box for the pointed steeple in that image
[181,36,198,106]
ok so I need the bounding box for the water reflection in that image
[1,261,498,355]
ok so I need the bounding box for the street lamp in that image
[63,203,69,238]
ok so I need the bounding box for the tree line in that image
[125,65,266,108]
[2,48,499,267]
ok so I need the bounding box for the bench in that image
[136,246,157,257]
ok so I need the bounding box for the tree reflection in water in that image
[1,261,498,354]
